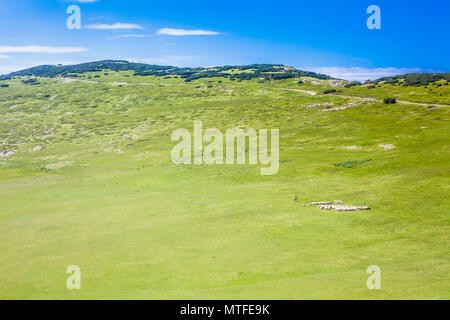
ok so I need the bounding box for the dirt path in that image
[265,86,317,96]
[394,99,449,107]
[53,77,184,86]
[328,93,449,107]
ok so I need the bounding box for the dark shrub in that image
[386,79,399,85]
[21,78,37,84]
[383,98,397,104]
[334,159,372,168]
[0,84,9,87]
[323,89,337,94]
[344,81,362,88]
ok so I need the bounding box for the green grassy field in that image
[0,71,449,299]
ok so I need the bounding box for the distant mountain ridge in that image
[0,60,332,82]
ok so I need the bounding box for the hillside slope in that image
[0,67,448,299]
[0,60,332,82]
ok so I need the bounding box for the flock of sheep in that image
[0,150,15,158]
[301,101,359,112]
[300,200,371,212]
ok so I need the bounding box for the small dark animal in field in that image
[294,196,298,201]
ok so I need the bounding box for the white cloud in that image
[0,65,22,74]
[0,46,88,54]
[157,28,220,36]
[75,0,99,2]
[107,34,153,40]
[303,66,424,81]
[88,16,104,21]
[85,23,143,30]
[0,54,9,59]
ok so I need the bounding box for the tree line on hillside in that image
[0,60,331,82]
[366,73,450,87]
[2,61,448,87]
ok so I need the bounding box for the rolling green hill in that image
[0,63,448,299]
[0,60,331,82]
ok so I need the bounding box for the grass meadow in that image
[0,72,448,299]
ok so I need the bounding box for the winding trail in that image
[50,79,450,108]
[53,77,185,86]
[328,93,450,107]
[264,86,317,96]
[266,86,449,107]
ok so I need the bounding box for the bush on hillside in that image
[21,78,39,85]
[344,81,362,88]
[383,98,397,104]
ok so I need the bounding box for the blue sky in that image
[0,0,448,80]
